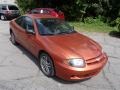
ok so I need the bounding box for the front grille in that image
[86,54,104,65]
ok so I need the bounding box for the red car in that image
[28,8,65,19]
[9,14,108,81]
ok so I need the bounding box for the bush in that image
[118,24,120,32]
[116,17,120,31]
[84,17,95,24]
[83,17,105,26]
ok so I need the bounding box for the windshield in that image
[8,5,18,10]
[36,19,76,35]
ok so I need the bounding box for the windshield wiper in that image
[57,30,76,35]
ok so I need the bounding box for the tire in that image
[10,32,18,45]
[0,14,6,20]
[39,53,55,77]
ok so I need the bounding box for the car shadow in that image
[109,31,120,38]
[52,76,91,84]
[14,44,90,84]
[15,44,40,69]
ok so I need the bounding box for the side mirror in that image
[26,29,35,35]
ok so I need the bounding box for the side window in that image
[42,10,50,14]
[2,6,7,10]
[8,5,18,10]
[0,6,1,10]
[24,17,34,32]
[15,16,26,30]
[31,10,39,14]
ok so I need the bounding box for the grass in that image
[69,21,118,33]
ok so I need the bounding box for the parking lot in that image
[0,20,120,90]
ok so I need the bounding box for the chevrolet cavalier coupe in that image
[9,14,108,81]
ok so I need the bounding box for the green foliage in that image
[69,21,117,33]
[16,0,120,21]
[16,0,120,31]
[118,24,120,32]
[83,16,105,27]
[84,17,95,24]
[116,18,120,31]
[16,0,37,13]
[116,18,120,24]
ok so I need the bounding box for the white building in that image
[0,0,16,4]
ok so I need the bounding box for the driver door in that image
[24,17,39,56]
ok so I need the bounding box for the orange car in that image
[9,14,108,81]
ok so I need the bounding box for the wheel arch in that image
[38,50,56,74]
[38,50,50,58]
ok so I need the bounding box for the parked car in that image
[9,14,108,81]
[28,8,65,19]
[0,4,20,20]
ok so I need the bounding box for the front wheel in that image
[10,32,18,45]
[0,15,6,20]
[39,53,55,77]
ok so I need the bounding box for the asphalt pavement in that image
[0,20,120,90]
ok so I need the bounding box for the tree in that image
[16,0,120,22]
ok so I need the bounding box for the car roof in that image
[32,8,54,10]
[0,4,16,6]
[26,14,58,19]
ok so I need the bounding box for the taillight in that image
[51,11,58,17]
[58,12,65,19]
[59,12,64,16]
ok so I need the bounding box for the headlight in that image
[68,58,85,68]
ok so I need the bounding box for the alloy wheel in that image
[0,15,6,20]
[11,32,17,45]
[40,53,55,77]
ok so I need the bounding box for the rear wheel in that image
[0,14,6,20]
[39,53,55,77]
[10,32,18,45]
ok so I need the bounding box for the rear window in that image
[41,9,50,14]
[8,5,18,10]
[31,9,50,14]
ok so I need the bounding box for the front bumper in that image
[55,53,108,81]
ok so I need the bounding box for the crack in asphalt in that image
[80,82,112,90]
[13,70,40,81]
[80,83,100,89]
[0,84,13,90]
[105,60,120,80]
[0,55,9,65]
[0,70,41,90]
[108,55,120,60]
[106,61,111,73]
[102,70,117,90]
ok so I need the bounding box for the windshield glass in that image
[8,5,18,10]
[36,19,76,35]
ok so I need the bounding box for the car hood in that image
[43,33,102,60]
